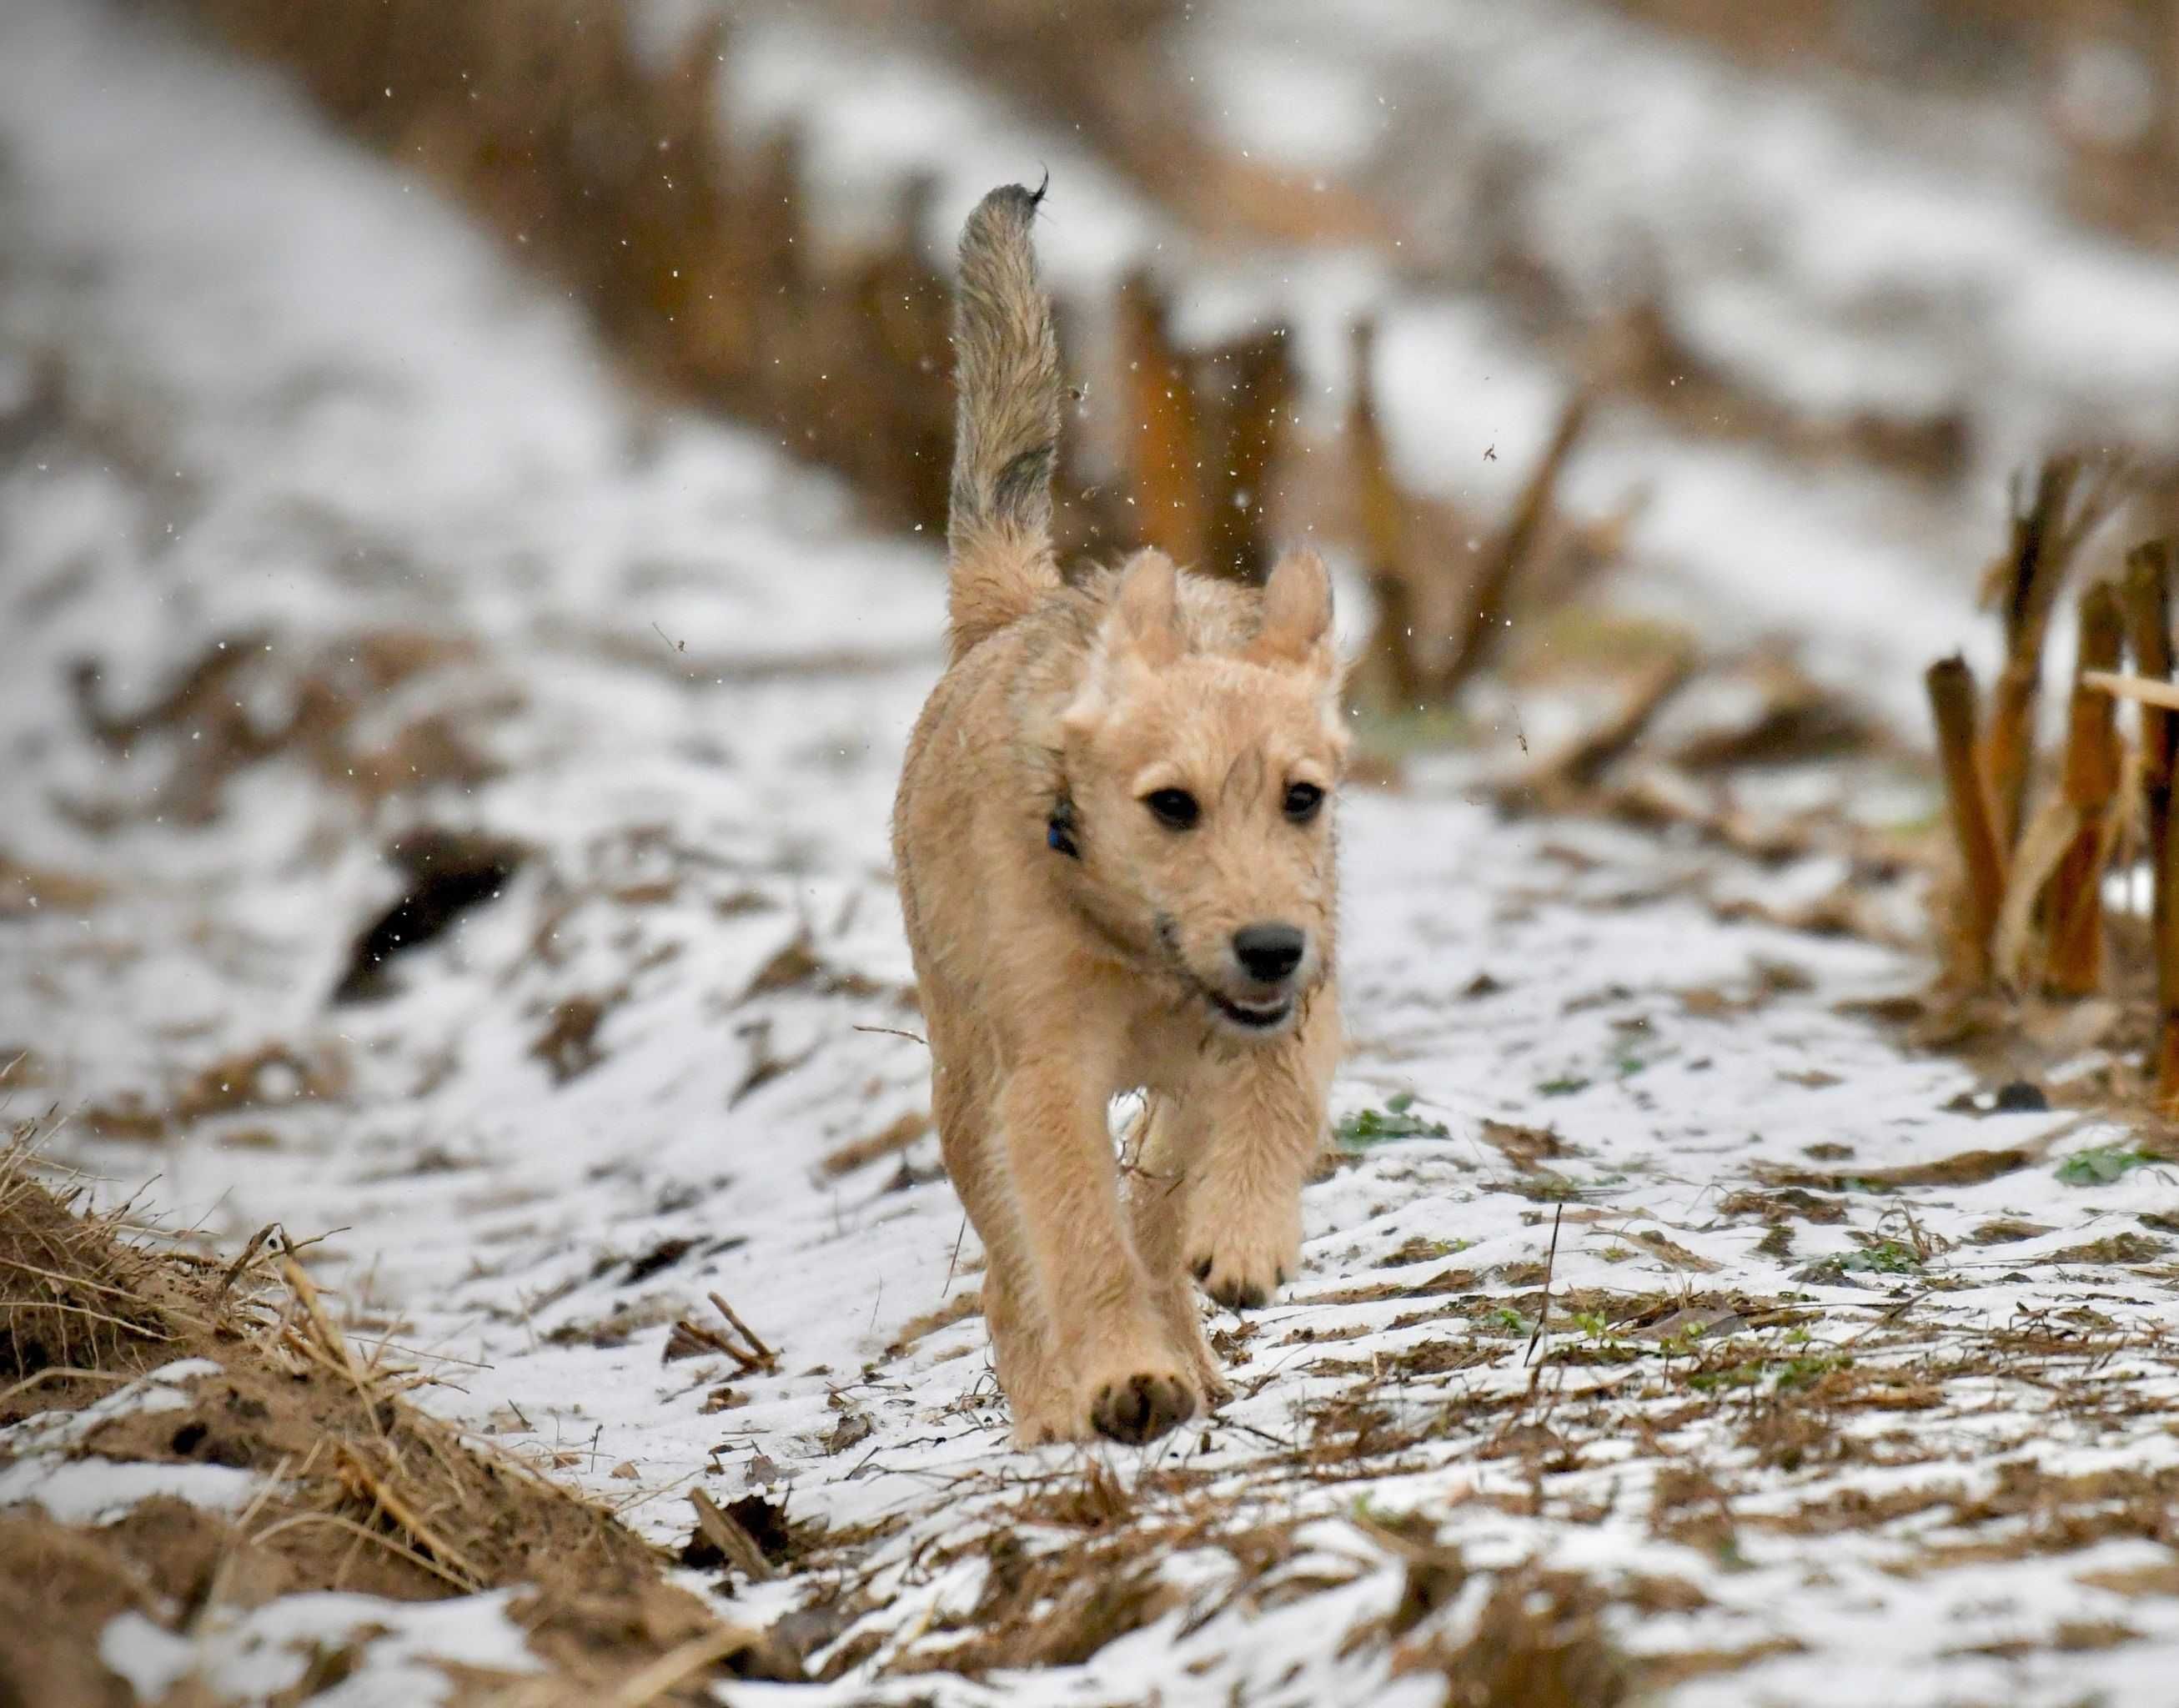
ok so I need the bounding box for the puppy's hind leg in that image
[979,1245,1072,1445]
[1184,996,1342,1312]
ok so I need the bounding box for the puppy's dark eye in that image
[1144,788,1200,830]
[1283,782,1325,823]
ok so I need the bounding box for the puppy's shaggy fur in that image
[894,185,1346,1445]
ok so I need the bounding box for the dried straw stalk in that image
[1348,319,1425,708]
[1925,655,2007,987]
[2046,582,2126,995]
[1435,394,1590,701]
[2119,543,2179,1109]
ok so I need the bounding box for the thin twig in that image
[0,1365,140,1406]
[0,1297,177,1342]
[850,1024,927,1047]
[278,1244,359,1380]
[708,1293,775,1364]
[664,1318,761,1371]
[1523,1204,1564,1377]
[218,1222,282,1300]
[0,1253,196,1308]
[943,1215,968,1294]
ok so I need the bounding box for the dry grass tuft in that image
[1393,1559,1632,1708]
[68,625,501,828]
[0,1150,796,1702]
[0,1147,212,1408]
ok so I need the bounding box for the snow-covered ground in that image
[1195,0,2179,461]
[8,2,2179,1703]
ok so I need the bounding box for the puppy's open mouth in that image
[1155,914,1301,1034]
[1207,991,1295,1031]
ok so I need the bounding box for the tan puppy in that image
[893,184,1345,1445]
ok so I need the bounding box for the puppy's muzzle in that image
[1213,922,1310,1032]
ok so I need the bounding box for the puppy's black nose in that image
[1233,922,1306,984]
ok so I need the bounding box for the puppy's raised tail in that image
[946,183,1062,661]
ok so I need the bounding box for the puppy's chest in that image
[1119,1001,1226,1095]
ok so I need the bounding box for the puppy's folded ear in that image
[1248,548,1333,668]
[1111,548,1183,668]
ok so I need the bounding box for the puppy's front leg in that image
[1185,995,1341,1311]
[1125,1095,1231,1406]
[999,1062,1199,1444]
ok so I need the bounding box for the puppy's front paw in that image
[1187,1203,1301,1312]
[1190,1254,1282,1311]
[1088,1367,1197,1444]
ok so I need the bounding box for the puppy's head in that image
[1060,547,1346,1038]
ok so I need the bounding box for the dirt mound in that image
[0,1154,794,1703]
